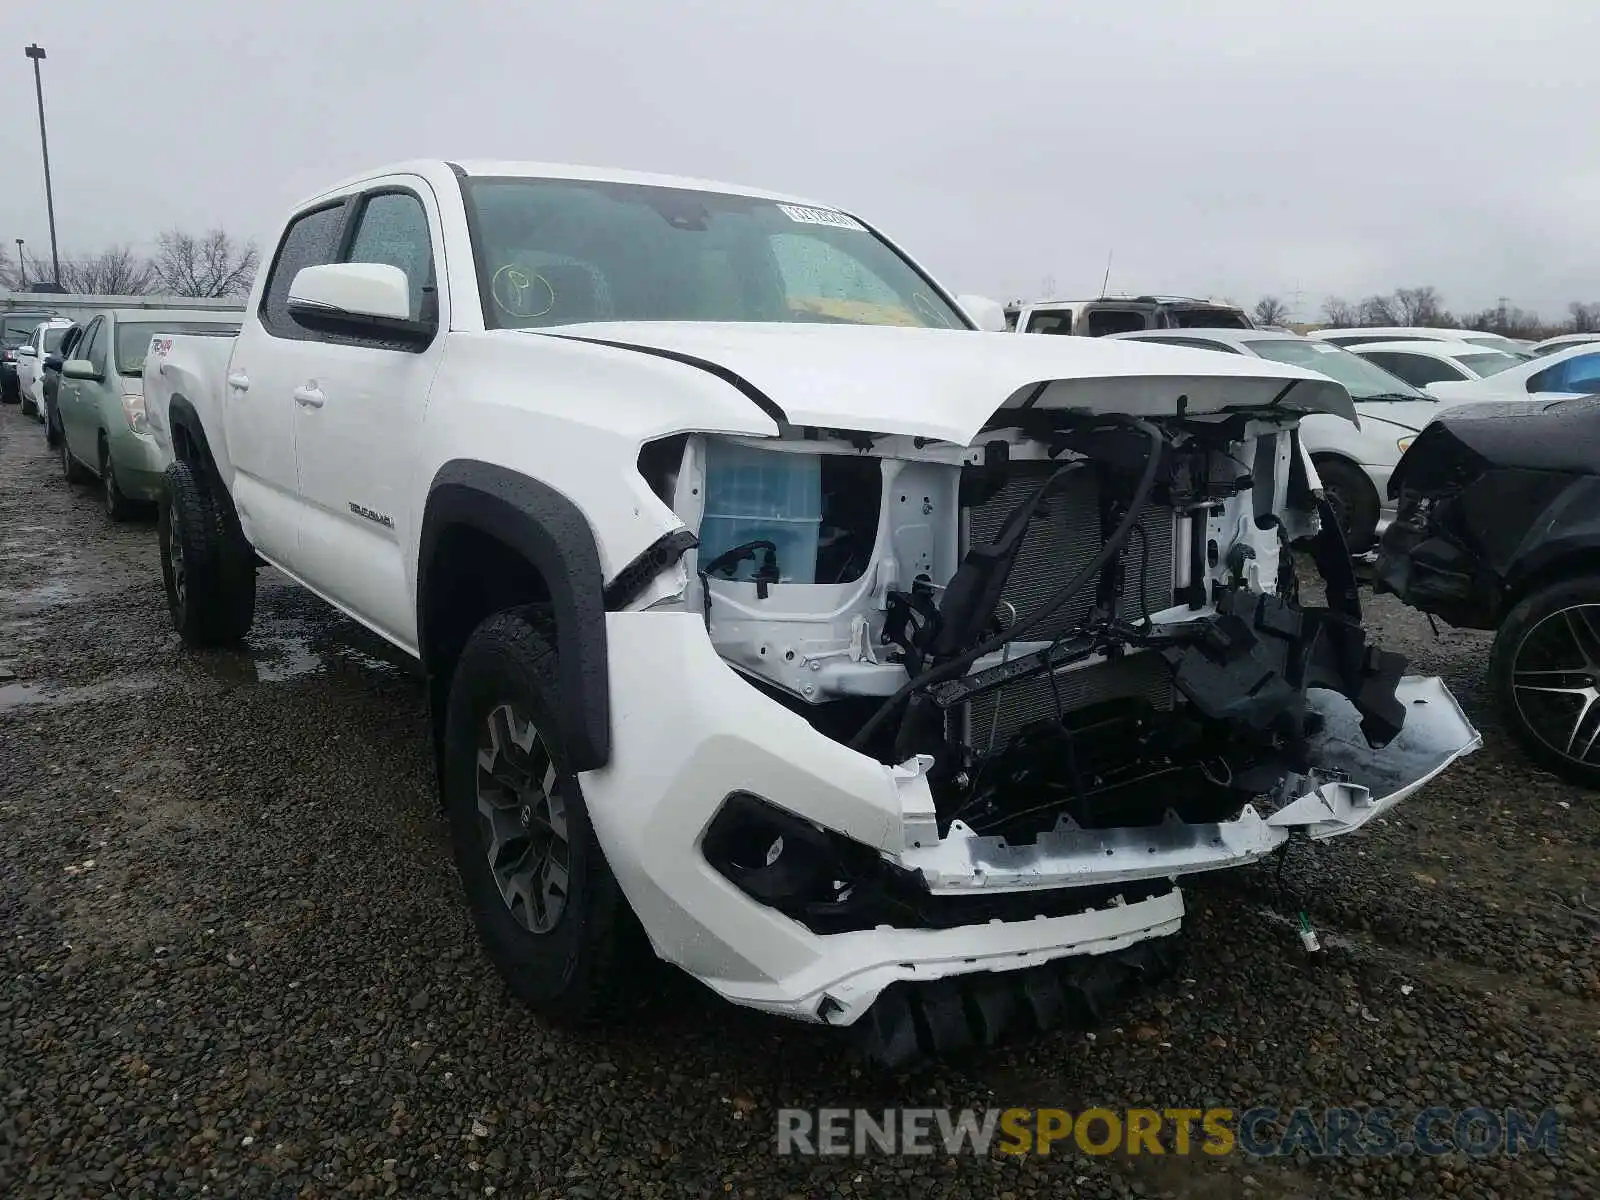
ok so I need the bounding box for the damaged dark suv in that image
[1375,396,1600,786]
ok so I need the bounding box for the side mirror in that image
[956,293,1008,333]
[15,345,38,358]
[287,262,433,345]
[44,354,64,371]
[62,358,101,382]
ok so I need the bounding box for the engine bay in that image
[643,408,1411,845]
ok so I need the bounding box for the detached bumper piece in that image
[852,931,1182,1070]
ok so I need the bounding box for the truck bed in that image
[143,330,239,484]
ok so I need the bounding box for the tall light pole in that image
[14,239,26,287]
[24,44,60,288]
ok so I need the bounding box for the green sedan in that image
[58,308,240,519]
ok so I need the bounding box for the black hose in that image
[848,416,1167,752]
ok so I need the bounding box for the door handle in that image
[226,371,250,392]
[293,384,325,409]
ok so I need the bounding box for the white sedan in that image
[1348,339,1524,390]
[1309,326,1532,358]
[1107,327,1446,551]
[1423,340,1600,404]
[14,318,74,421]
[1528,332,1600,358]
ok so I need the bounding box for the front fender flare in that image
[419,460,611,770]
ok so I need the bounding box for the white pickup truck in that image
[144,160,1478,1065]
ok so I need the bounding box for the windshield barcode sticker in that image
[777,204,866,232]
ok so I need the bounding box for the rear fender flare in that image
[166,394,231,504]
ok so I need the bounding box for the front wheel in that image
[1489,575,1600,789]
[19,392,36,418]
[101,441,136,522]
[159,459,256,646]
[1312,457,1380,554]
[442,608,637,1022]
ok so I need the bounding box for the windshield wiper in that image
[1359,391,1431,402]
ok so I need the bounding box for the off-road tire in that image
[101,440,137,522]
[159,459,256,646]
[1489,574,1600,790]
[1313,456,1379,554]
[443,607,635,1023]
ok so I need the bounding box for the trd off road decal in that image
[348,501,395,529]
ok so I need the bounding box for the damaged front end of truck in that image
[589,332,1481,1063]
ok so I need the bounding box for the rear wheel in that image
[1490,576,1600,789]
[1313,457,1379,554]
[442,608,637,1022]
[159,459,256,646]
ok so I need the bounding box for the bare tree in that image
[1569,302,1600,334]
[1462,302,1549,340]
[1321,296,1358,326]
[1357,294,1399,326]
[0,245,18,290]
[1253,295,1290,326]
[152,228,259,298]
[1393,286,1450,327]
[57,246,156,295]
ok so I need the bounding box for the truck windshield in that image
[115,321,242,376]
[1166,307,1251,329]
[461,177,969,331]
[41,327,69,352]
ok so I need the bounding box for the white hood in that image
[534,322,1356,445]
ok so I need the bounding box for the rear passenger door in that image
[286,179,448,652]
[230,200,350,571]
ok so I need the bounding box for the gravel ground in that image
[2,400,1598,1199]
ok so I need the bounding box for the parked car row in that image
[2,304,241,519]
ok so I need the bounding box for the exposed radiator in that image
[962,464,1177,748]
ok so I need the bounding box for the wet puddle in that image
[0,674,159,713]
[0,577,78,611]
[187,628,407,687]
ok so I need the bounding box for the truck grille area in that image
[963,465,1177,747]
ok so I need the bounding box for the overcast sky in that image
[1,1,1595,321]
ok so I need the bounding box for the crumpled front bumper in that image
[582,612,1480,1027]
